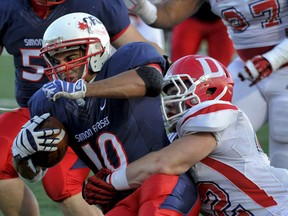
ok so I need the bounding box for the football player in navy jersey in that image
[12,13,201,215]
[0,0,165,215]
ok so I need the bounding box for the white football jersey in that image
[176,100,288,215]
[209,0,288,49]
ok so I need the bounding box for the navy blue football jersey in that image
[29,42,170,173]
[0,0,130,107]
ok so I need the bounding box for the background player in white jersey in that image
[123,0,288,169]
[89,55,288,214]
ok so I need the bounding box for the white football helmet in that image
[40,12,111,82]
[162,55,234,129]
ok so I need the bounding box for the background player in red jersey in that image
[87,55,288,214]
[171,2,234,66]
[11,12,201,215]
[123,0,288,170]
[0,0,166,215]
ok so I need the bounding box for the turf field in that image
[0,53,269,216]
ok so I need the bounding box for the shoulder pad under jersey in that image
[177,100,238,136]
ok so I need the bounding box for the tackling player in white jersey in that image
[96,55,288,215]
[123,0,288,170]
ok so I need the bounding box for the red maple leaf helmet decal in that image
[78,21,88,30]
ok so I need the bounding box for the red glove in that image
[82,168,117,212]
[238,55,272,86]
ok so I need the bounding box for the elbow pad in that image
[136,65,163,97]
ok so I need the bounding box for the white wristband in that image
[106,167,130,190]
[262,38,288,71]
[138,1,157,25]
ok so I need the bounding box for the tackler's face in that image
[164,84,188,118]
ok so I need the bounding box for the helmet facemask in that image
[161,74,200,131]
[41,38,107,82]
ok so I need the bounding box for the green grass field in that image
[0,54,269,216]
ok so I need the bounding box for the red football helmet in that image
[31,0,65,7]
[161,55,234,128]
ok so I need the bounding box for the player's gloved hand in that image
[11,113,65,162]
[83,168,117,205]
[238,55,273,86]
[42,79,87,101]
[83,168,117,213]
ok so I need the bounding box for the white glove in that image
[123,0,157,24]
[238,55,272,86]
[12,113,65,161]
[42,79,87,101]
[238,38,288,86]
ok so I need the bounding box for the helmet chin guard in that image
[40,12,111,82]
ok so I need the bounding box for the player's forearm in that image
[125,133,216,188]
[126,141,195,188]
[86,66,163,98]
[85,70,147,98]
[149,0,204,29]
[262,38,288,71]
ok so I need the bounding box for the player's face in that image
[165,82,194,116]
[51,49,86,82]
[165,85,186,117]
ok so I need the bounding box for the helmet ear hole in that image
[206,87,217,96]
